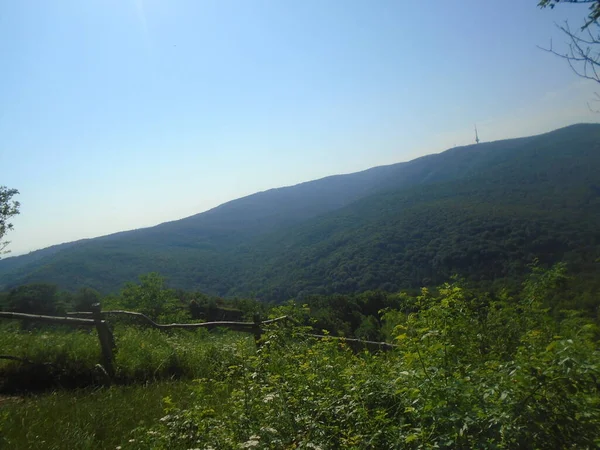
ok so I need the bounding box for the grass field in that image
[0,381,195,449]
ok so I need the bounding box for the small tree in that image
[0,186,20,257]
[120,272,179,319]
[7,283,62,315]
[72,287,102,312]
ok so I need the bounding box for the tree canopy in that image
[539,0,600,30]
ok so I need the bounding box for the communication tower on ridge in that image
[474,125,480,144]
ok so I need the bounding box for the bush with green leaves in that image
[112,272,182,320]
[122,266,600,449]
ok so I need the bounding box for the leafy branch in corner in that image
[539,0,600,31]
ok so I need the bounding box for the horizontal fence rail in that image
[302,333,397,352]
[0,309,116,379]
[0,355,59,367]
[0,312,98,327]
[66,310,289,332]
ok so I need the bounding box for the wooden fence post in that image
[252,313,263,347]
[91,303,115,379]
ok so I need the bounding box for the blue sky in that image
[1,0,599,255]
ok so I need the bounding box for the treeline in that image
[2,260,597,342]
[0,273,267,325]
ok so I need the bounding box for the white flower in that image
[239,435,261,448]
[263,393,276,403]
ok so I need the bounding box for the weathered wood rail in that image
[0,312,97,327]
[65,311,396,351]
[0,307,116,378]
[66,310,288,332]
[302,333,397,352]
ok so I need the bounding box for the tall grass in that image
[0,323,257,449]
[115,326,255,381]
[0,382,195,450]
[0,323,102,392]
[0,322,256,392]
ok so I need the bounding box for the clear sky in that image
[1,0,599,256]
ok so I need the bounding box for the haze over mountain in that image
[1,123,599,302]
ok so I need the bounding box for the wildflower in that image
[239,435,260,448]
[262,393,276,403]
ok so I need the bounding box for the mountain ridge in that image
[1,123,599,299]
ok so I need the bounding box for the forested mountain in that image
[1,123,599,300]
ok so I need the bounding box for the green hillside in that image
[1,124,599,300]
[237,123,600,300]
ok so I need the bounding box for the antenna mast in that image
[474,124,480,144]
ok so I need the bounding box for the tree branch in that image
[539,21,600,84]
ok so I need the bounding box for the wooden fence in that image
[0,304,396,384]
[66,309,397,352]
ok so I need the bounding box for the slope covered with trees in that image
[236,123,600,300]
[0,124,599,303]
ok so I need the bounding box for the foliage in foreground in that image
[1,265,599,449]
[122,268,600,449]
